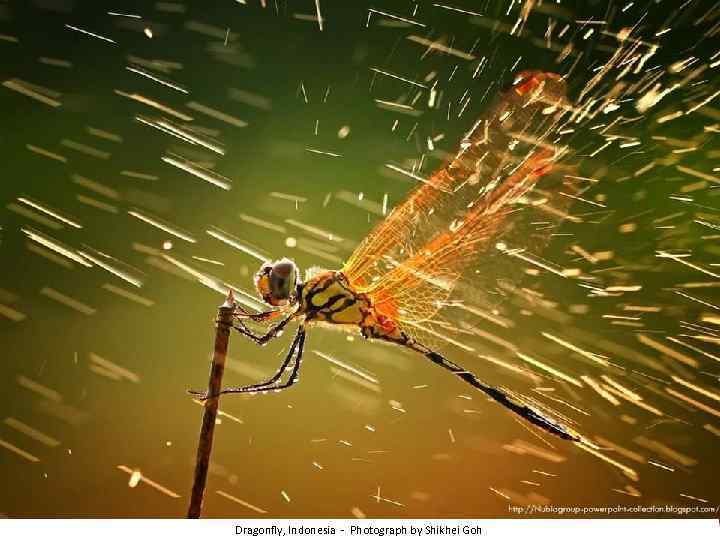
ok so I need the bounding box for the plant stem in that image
[187,290,235,518]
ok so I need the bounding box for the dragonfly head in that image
[254,258,299,307]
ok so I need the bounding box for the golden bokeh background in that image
[1,0,719,518]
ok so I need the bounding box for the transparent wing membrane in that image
[342,71,584,336]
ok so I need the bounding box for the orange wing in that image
[339,147,458,289]
[367,149,559,324]
[342,71,576,325]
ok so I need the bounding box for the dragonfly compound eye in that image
[255,258,299,306]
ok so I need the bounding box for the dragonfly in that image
[191,70,583,442]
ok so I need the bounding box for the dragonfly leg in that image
[188,327,306,400]
[218,327,306,396]
[234,308,281,322]
[422,348,580,441]
[233,314,293,345]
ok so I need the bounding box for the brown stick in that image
[187,290,235,518]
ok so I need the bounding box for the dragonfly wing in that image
[342,71,571,297]
[340,160,458,291]
[353,70,588,346]
[366,148,573,326]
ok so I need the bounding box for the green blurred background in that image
[0,0,719,518]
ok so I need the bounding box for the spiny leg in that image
[233,313,294,345]
[188,330,300,400]
[188,327,307,400]
[234,307,282,323]
[218,327,306,395]
[246,327,306,393]
[423,348,579,441]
